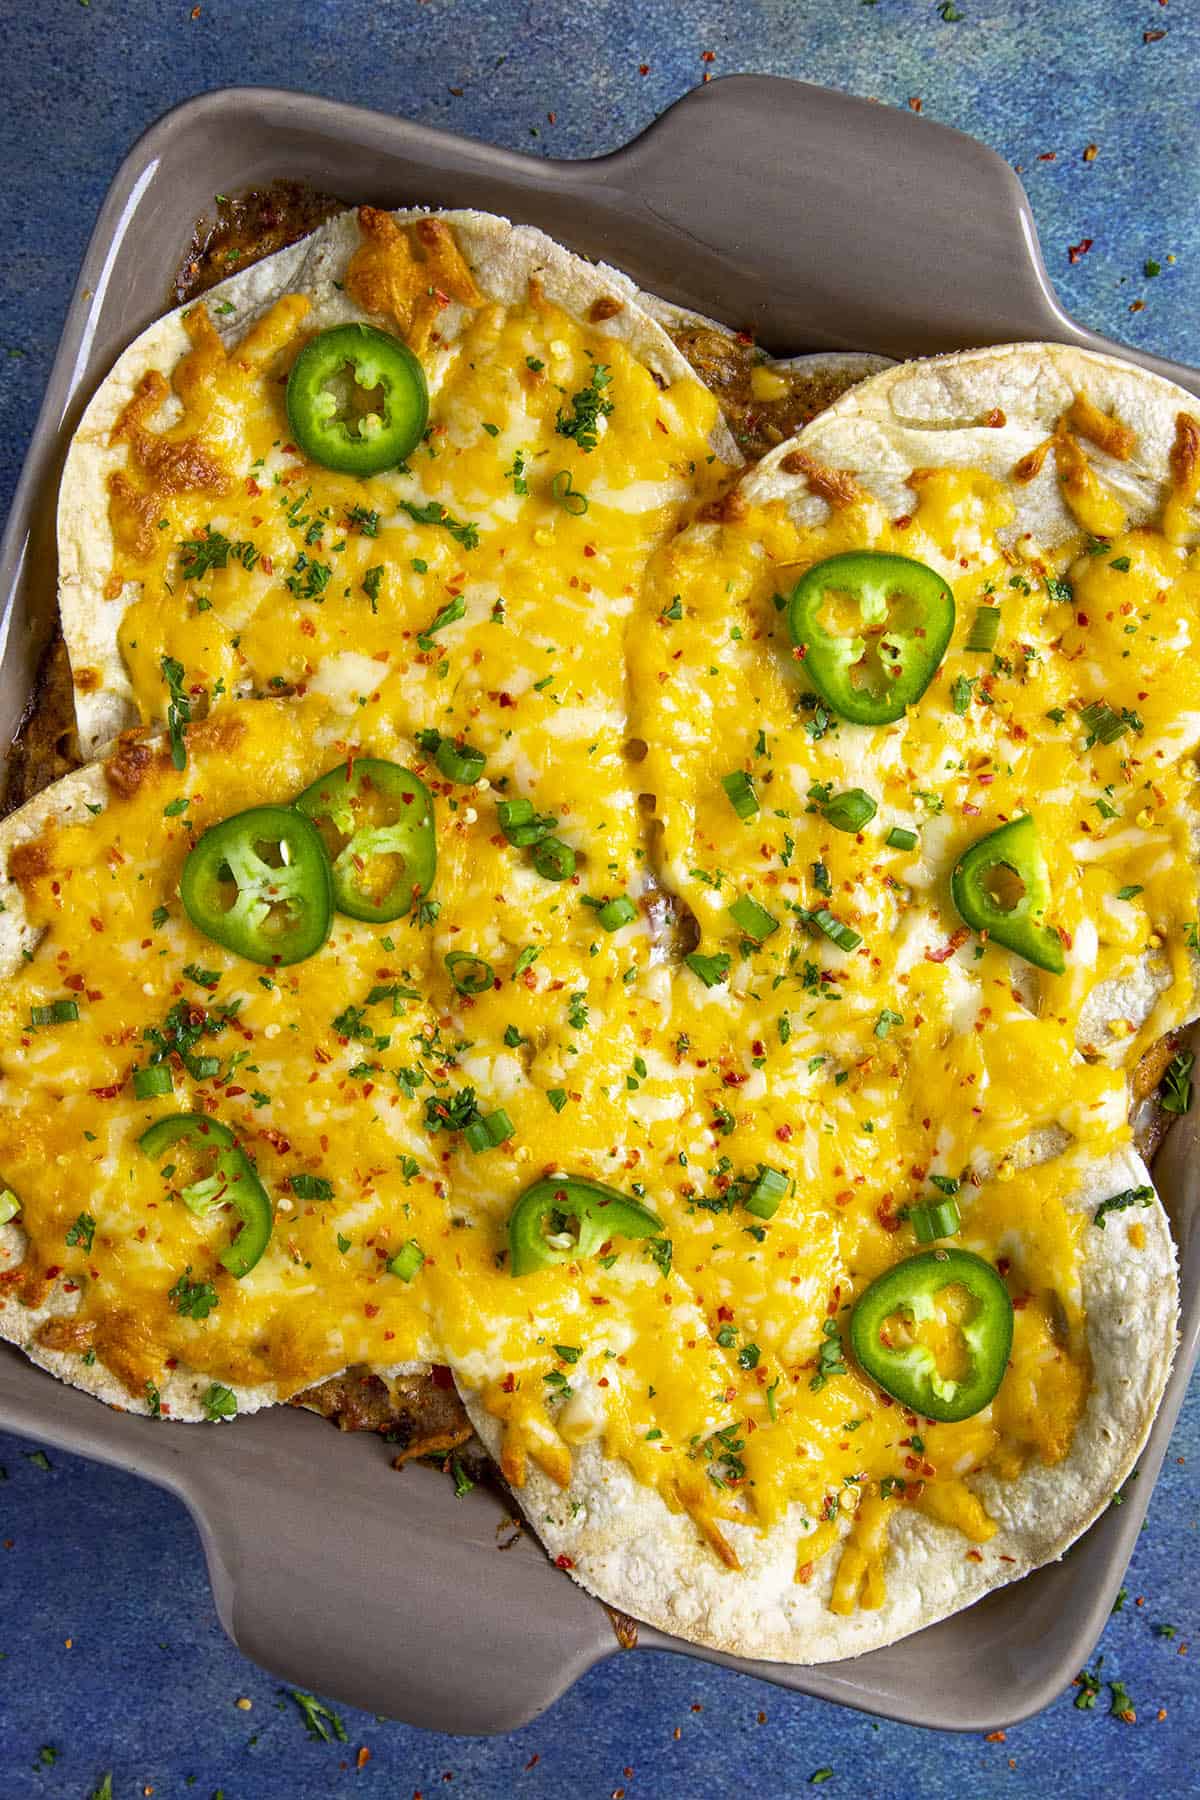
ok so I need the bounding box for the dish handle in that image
[184,1409,614,1732]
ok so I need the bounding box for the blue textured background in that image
[0,2,1196,1795]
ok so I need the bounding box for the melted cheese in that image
[8,324,1195,1623]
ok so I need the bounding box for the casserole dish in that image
[1,75,1197,1733]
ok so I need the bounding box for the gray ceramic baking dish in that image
[1,76,1198,1736]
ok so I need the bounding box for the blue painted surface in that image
[0,1,1196,1793]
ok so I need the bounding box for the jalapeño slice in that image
[139,1113,273,1278]
[295,759,436,923]
[181,805,333,966]
[286,324,429,475]
[787,551,955,725]
[849,1249,1013,1423]
[508,1175,663,1276]
[950,813,1065,974]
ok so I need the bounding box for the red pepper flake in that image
[775,1123,793,1142]
[555,1553,575,1569]
[364,1304,379,1319]
[926,928,969,964]
[965,1548,984,1561]
[638,62,650,74]
[1130,299,1146,313]
[91,1084,122,1100]
[1068,237,1094,264]
[501,1372,516,1393]
[985,1730,1007,1743]
[1144,27,1167,41]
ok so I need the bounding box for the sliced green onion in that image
[1079,699,1128,745]
[597,894,637,931]
[485,1107,515,1142]
[445,951,495,995]
[745,1164,787,1220]
[686,950,732,989]
[721,770,759,821]
[30,1000,79,1027]
[0,1189,21,1225]
[497,797,556,847]
[497,796,533,829]
[886,826,918,852]
[910,1198,962,1242]
[728,894,780,943]
[435,737,486,783]
[965,606,1001,653]
[464,1108,514,1153]
[387,1239,425,1282]
[550,469,589,515]
[133,1065,174,1101]
[810,908,862,952]
[532,836,576,882]
[821,788,877,834]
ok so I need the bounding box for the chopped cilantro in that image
[555,362,614,452]
[65,1211,96,1252]
[201,1383,237,1422]
[398,498,480,550]
[168,1267,219,1320]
